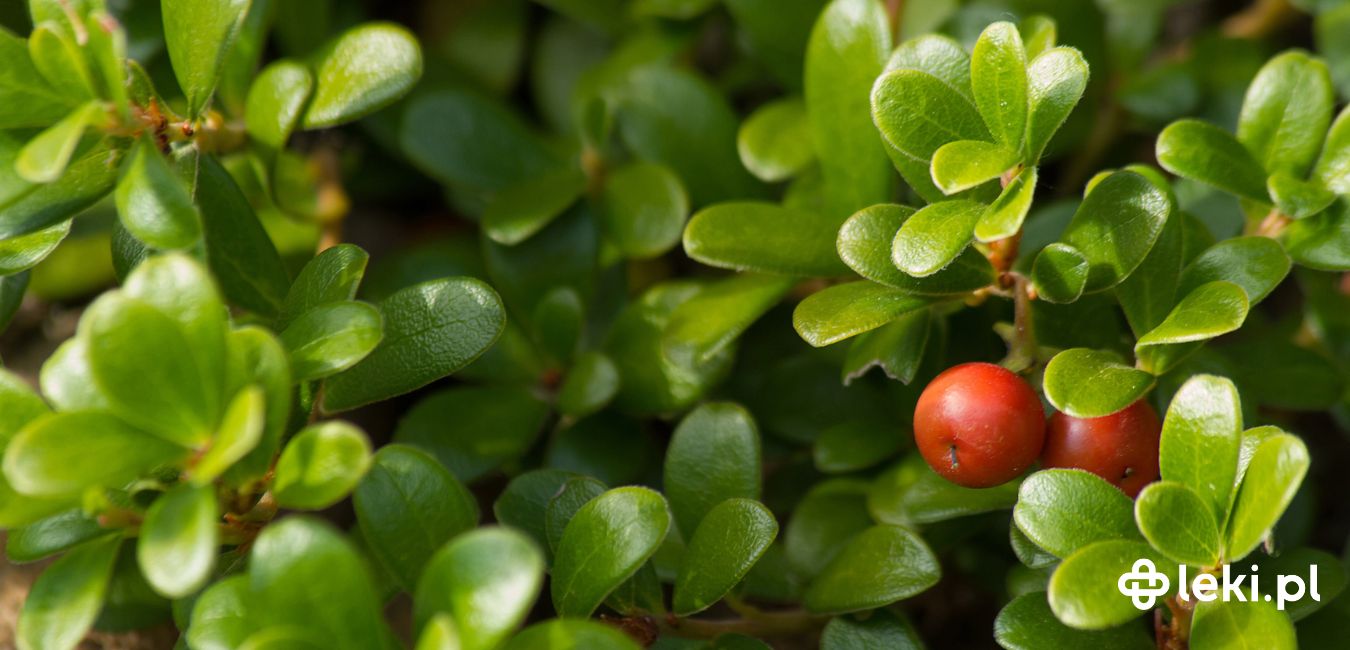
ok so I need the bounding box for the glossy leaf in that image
[0,220,70,275]
[1135,281,1249,374]
[303,23,423,129]
[545,477,608,553]
[1225,432,1309,561]
[355,445,480,590]
[1025,46,1088,160]
[1158,374,1242,525]
[837,204,995,294]
[395,386,549,482]
[1031,242,1089,304]
[672,498,778,615]
[1313,105,1350,194]
[664,403,761,536]
[793,281,934,347]
[137,483,217,598]
[551,487,670,617]
[684,202,850,276]
[891,200,984,277]
[115,138,202,250]
[245,60,315,152]
[16,101,102,184]
[279,244,369,327]
[192,386,265,485]
[162,0,250,117]
[821,609,923,649]
[803,525,941,614]
[186,575,253,650]
[414,527,544,650]
[1061,170,1172,292]
[1014,470,1142,558]
[1048,540,1174,630]
[930,140,1018,194]
[3,411,185,497]
[1190,598,1296,650]
[871,68,987,201]
[663,273,795,366]
[977,165,1037,242]
[557,352,620,419]
[272,421,373,510]
[1156,119,1270,203]
[1268,171,1335,220]
[0,29,74,129]
[0,135,118,239]
[17,535,121,650]
[280,300,383,381]
[1237,50,1334,178]
[737,98,814,182]
[1043,348,1155,418]
[1134,481,1220,566]
[599,161,688,259]
[868,455,1019,526]
[323,277,505,411]
[1176,237,1290,306]
[994,593,1152,650]
[970,22,1028,149]
[840,309,930,385]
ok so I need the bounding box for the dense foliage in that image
[0,0,1348,648]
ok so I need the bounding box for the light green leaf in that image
[1190,598,1296,650]
[1061,170,1172,292]
[17,535,121,650]
[221,327,292,484]
[805,0,892,216]
[191,386,265,485]
[891,200,984,277]
[1027,56,1090,154]
[930,139,1019,194]
[685,201,850,276]
[793,281,934,347]
[414,615,459,650]
[302,23,423,129]
[1237,50,1334,178]
[245,60,314,152]
[0,29,75,129]
[663,273,795,366]
[1134,481,1221,566]
[280,300,383,382]
[1135,281,1249,374]
[1282,200,1350,270]
[500,620,640,650]
[1114,211,1183,338]
[1031,242,1089,304]
[737,98,814,182]
[187,576,253,650]
[1268,171,1335,220]
[38,336,108,412]
[1048,540,1174,630]
[551,487,670,617]
[28,22,96,101]
[872,69,988,201]
[1225,432,1309,562]
[1157,374,1242,526]
[0,135,119,239]
[355,445,479,590]
[16,101,103,184]
[599,161,687,259]
[484,166,586,246]
[971,22,1028,150]
[994,592,1153,650]
[414,527,543,650]
[977,165,1038,242]
[137,483,217,598]
[278,243,369,329]
[0,219,70,275]
[272,421,372,510]
[672,498,778,615]
[1013,469,1142,559]
[1042,348,1155,418]
[664,403,761,537]
[837,204,996,294]
[1157,119,1271,204]
[803,525,940,614]
[115,138,202,250]
[323,277,505,412]
[1177,237,1290,306]
[162,0,251,117]
[4,411,185,497]
[1313,105,1350,193]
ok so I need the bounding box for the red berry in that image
[1042,400,1161,498]
[913,362,1046,488]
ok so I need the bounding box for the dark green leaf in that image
[599,161,688,259]
[17,535,120,650]
[814,420,903,474]
[493,469,579,552]
[1135,281,1249,375]
[664,403,761,537]
[6,510,107,563]
[1114,210,1183,338]
[663,273,794,366]
[484,166,586,246]
[557,352,620,419]
[1031,242,1089,304]
[684,201,849,277]
[551,487,670,617]
[673,498,778,615]
[115,138,202,250]
[841,309,930,385]
[1177,236,1290,306]
[1061,170,1172,292]
[994,592,1152,650]
[803,525,941,614]
[545,477,608,554]
[279,243,369,329]
[785,481,872,579]
[872,68,987,202]
[868,455,1019,525]
[821,609,923,650]
[837,204,996,295]
[0,29,74,128]
[0,135,118,239]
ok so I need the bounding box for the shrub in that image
[0,0,1347,648]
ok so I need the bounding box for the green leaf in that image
[162,0,250,117]
[3,412,185,497]
[500,620,641,650]
[1031,242,1089,304]
[302,23,422,129]
[1042,348,1155,418]
[664,403,761,537]
[414,527,543,650]
[280,300,383,382]
[891,200,984,277]
[930,140,1019,194]
[1013,469,1142,559]
[114,138,202,250]
[803,525,941,614]
[821,609,923,650]
[1224,432,1309,561]
[279,243,369,329]
[545,477,608,553]
[1157,119,1271,204]
[793,281,934,347]
[0,220,69,275]
[1313,105,1350,194]
[0,135,119,239]
[6,510,106,563]
[1157,374,1242,525]
[804,0,892,216]
[355,445,479,590]
[814,420,902,474]
[1177,237,1290,306]
[245,60,315,153]
[191,386,264,485]
[977,165,1038,242]
[272,421,373,510]
[551,487,671,617]
[684,201,849,276]
[221,327,292,484]
[663,273,795,366]
[187,575,253,650]
[785,481,872,579]
[0,271,26,332]
[971,22,1028,150]
[395,386,549,482]
[1134,481,1220,566]
[39,335,109,411]
[1114,211,1183,338]
[1268,172,1335,220]
[16,101,103,184]
[1222,339,1348,411]
[599,161,688,259]
[1061,170,1172,292]
[0,29,75,129]
[249,518,390,649]
[17,536,121,650]
[673,498,778,615]
[1025,47,1088,160]
[494,469,579,552]
[836,204,996,294]
[137,483,217,598]
[414,615,459,650]
[841,309,930,385]
[868,455,1019,526]
[1048,540,1174,630]
[605,283,733,414]
[28,22,96,101]
[1190,598,1296,650]
[557,352,620,419]
[1282,200,1350,270]
[323,277,505,412]
[1135,281,1249,375]
[1237,50,1334,178]
[484,166,586,246]
[994,593,1153,650]
[737,98,814,182]
[871,68,987,202]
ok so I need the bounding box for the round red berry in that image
[1041,400,1162,498]
[913,362,1046,488]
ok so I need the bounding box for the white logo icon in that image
[1118,558,1171,610]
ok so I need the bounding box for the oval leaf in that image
[137,483,218,598]
[672,498,778,615]
[1043,348,1155,418]
[303,23,423,129]
[272,421,373,510]
[803,524,941,614]
[1014,469,1142,559]
[414,527,544,650]
[551,487,671,618]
